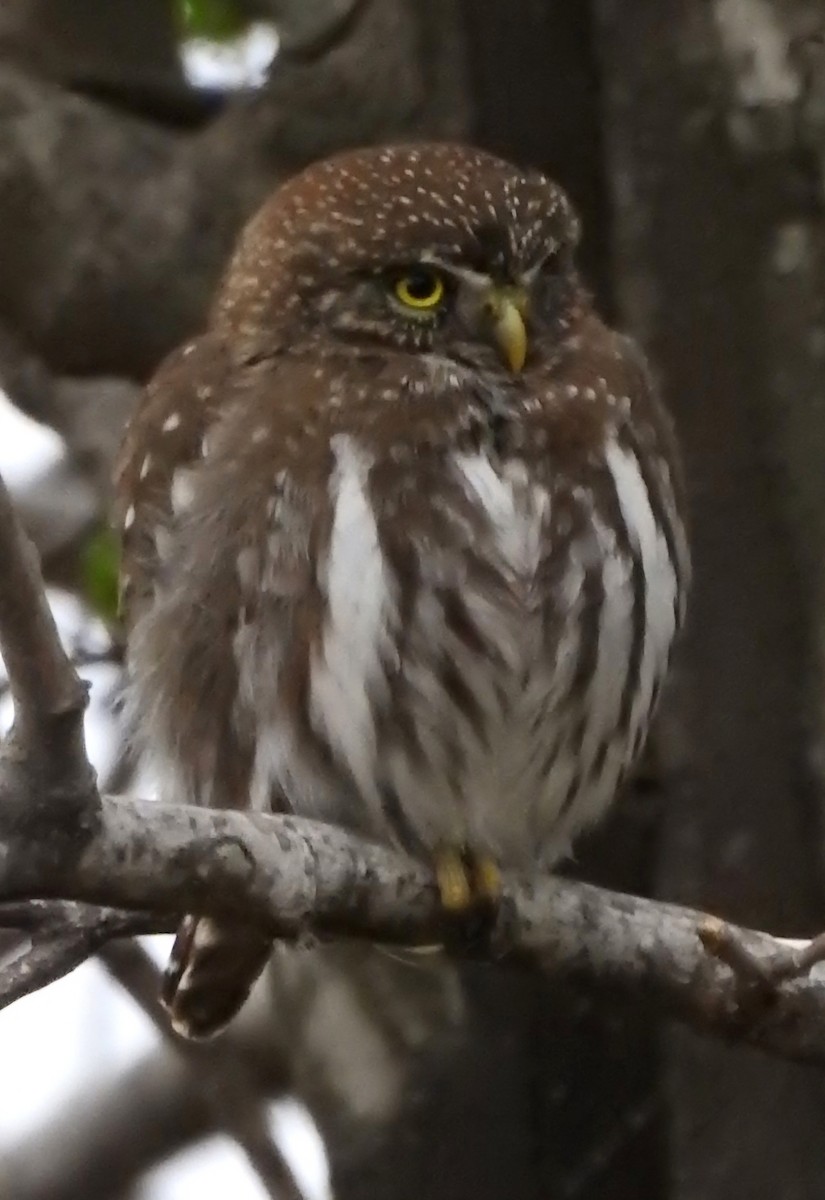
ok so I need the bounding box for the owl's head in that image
[216,143,585,375]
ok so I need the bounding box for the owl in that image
[114,143,689,1039]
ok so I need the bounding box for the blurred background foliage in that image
[80,528,120,624]
[175,0,251,43]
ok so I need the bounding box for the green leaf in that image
[175,0,250,42]
[81,528,120,623]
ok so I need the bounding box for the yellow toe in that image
[473,855,502,903]
[435,847,473,912]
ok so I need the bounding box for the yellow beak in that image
[487,288,528,373]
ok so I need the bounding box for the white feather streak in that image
[309,435,392,801]
[605,438,677,739]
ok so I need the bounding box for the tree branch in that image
[0,901,172,1009]
[2,790,825,1068]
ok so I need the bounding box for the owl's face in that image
[216,143,584,377]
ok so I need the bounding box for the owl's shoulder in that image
[114,335,231,500]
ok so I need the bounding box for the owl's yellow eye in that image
[393,267,445,311]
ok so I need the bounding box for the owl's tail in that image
[160,915,272,1039]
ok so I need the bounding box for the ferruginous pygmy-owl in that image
[114,143,689,1039]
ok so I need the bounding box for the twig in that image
[99,940,305,1200]
[0,470,96,821]
[702,918,825,986]
[0,474,89,734]
[0,901,173,1009]
[774,931,825,979]
[698,915,774,987]
[0,644,125,708]
[1,901,303,1196]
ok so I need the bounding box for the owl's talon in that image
[433,845,502,933]
[471,855,502,904]
[435,846,474,912]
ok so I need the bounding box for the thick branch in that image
[3,792,825,1067]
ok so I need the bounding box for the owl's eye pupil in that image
[405,270,437,299]
[393,267,445,311]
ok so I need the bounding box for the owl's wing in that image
[114,347,326,1041]
[114,344,327,817]
[113,334,231,633]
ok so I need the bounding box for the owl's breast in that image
[296,431,684,868]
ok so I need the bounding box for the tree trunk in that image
[595,2,825,1196]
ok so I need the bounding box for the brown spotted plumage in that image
[114,143,689,1039]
